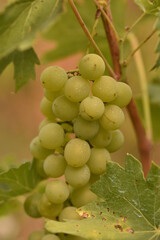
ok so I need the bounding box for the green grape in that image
[52,96,79,121]
[65,165,90,188]
[106,129,124,152]
[64,76,90,102]
[61,122,73,133]
[110,82,132,108]
[70,184,97,207]
[79,54,105,80]
[89,126,112,148]
[92,76,117,102]
[39,119,53,130]
[64,138,91,167]
[80,96,104,121]
[40,97,57,120]
[87,148,111,175]
[38,194,63,219]
[40,66,68,91]
[30,136,53,160]
[100,104,125,130]
[34,158,47,178]
[44,88,63,102]
[24,193,41,218]
[42,234,60,240]
[58,206,82,222]
[73,116,99,140]
[45,180,69,204]
[39,123,64,149]
[29,230,44,240]
[43,153,66,178]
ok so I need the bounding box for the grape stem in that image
[68,0,117,79]
[101,0,152,177]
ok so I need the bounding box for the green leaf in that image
[45,154,160,240]
[0,0,63,59]
[0,160,42,204]
[0,48,40,90]
[43,0,126,63]
[135,0,160,14]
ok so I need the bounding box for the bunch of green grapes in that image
[25,54,132,240]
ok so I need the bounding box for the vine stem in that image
[126,29,156,64]
[128,33,153,142]
[68,0,116,79]
[101,0,152,177]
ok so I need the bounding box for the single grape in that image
[106,129,124,152]
[30,136,53,160]
[70,184,97,207]
[61,122,73,133]
[40,66,68,91]
[73,116,99,140]
[43,153,66,178]
[44,88,63,102]
[40,97,57,120]
[79,54,105,80]
[39,123,64,149]
[110,82,132,108]
[24,193,41,218]
[92,76,117,102]
[100,104,125,130]
[39,119,53,130]
[28,231,44,240]
[59,206,82,222]
[64,138,91,167]
[80,96,104,121]
[42,234,60,240]
[45,180,69,204]
[89,126,112,148]
[34,158,47,178]
[64,75,90,102]
[52,95,79,121]
[38,194,63,219]
[65,165,90,188]
[87,148,111,175]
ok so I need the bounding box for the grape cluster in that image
[26,54,132,240]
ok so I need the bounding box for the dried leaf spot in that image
[125,227,134,234]
[114,224,123,232]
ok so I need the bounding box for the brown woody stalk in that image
[100,1,152,177]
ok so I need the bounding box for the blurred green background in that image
[0,0,160,239]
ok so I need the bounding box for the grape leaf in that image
[152,13,160,70]
[43,0,126,63]
[0,48,40,91]
[45,154,160,240]
[0,160,42,204]
[135,0,160,14]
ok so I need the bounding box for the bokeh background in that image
[0,0,160,239]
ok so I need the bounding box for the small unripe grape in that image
[64,76,90,102]
[106,130,124,152]
[61,123,73,133]
[87,148,111,175]
[40,97,57,120]
[44,88,63,102]
[70,184,97,207]
[40,66,67,91]
[42,234,60,240]
[89,126,112,148]
[92,76,117,102]
[30,136,53,160]
[38,194,63,219]
[79,54,105,80]
[64,138,91,167]
[39,123,64,149]
[100,104,125,130]
[65,165,90,188]
[45,180,69,204]
[110,82,132,108]
[59,206,82,222]
[52,96,79,121]
[24,193,41,218]
[43,153,66,178]
[80,96,104,121]
[73,116,99,140]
